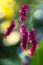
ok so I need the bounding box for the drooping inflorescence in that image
[28,28,38,57]
[19,4,29,22]
[3,3,38,58]
[19,4,38,57]
[20,24,38,57]
[20,24,28,50]
[4,20,15,38]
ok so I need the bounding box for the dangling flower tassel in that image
[20,26,38,57]
[20,24,28,50]
[28,28,38,57]
[4,20,15,38]
[19,4,29,22]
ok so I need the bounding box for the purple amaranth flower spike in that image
[19,4,29,15]
[20,15,26,22]
[4,20,15,38]
[20,24,28,50]
[19,4,29,22]
[28,28,38,57]
[20,24,38,56]
[20,24,27,34]
[21,31,28,50]
[28,44,38,57]
[28,28,38,44]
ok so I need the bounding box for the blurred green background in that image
[0,0,43,65]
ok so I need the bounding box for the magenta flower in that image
[28,28,38,57]
[19,4,29,22]
[21,31,28,50]
[4,20,15,38]
[19,4,29,15]
[28,44,38,57]
[20,15,26,22]
[20,24,27,34]
[28,28,38,44]
[20,25,38,57]
[20,24,28,50]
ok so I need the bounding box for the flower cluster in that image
[28,29,38,57]
[4,20,15,38]
[20,24,38,57]
[20,24,28,50]
[19,4,29,22]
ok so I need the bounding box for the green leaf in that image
[31,38,43,65]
